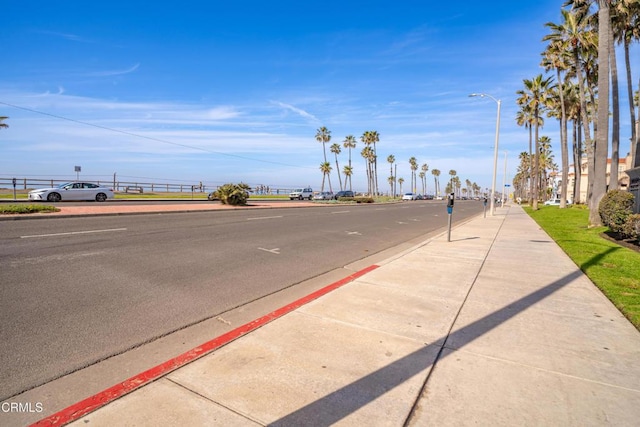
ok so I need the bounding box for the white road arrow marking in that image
[258,247,281,254]
[345,231,362,235]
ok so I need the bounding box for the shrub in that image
[598,190,634,233]
[621,214,640,242]
[353,196,374,203]
[212,183,250,206]
[0,204,59,214]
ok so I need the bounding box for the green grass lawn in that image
[525,205,640,330]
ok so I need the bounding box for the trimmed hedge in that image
[621,214,640,242]
[598,190,634,233]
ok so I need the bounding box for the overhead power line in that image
[0,100,310,169]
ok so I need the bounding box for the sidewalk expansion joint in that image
[403,207,509,426]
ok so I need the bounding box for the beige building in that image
[559,153,634,203]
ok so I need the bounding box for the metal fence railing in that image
[0,177,212,193]
[0,177,294,195]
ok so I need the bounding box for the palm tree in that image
[612,0,640,167]
[330,143,343,191]
[342,135,357,191]
[315,127,331,188]
[590,0,612,226]
[542,25,572,208]
[387,155,396,197]
[409,157,418,193]
[431,169,441,198]
[319,162,333,193]
[517,74,554,210]
[0,116,8,130]
[548,5,597,204]
[343,165,353,191]
[419,171,425,194]
[398,177,405,194]
[369,130,380,195]
[538,136,556,197]
[515,100,540,204]
[360,144,374,195]
[448,170,457,196]
[421,163,429,195]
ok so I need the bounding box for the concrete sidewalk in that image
[32,205,640,425]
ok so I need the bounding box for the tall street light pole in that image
[469,93,501,216]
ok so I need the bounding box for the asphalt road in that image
[0,200,483,400]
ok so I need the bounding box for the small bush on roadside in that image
[337,197,355,202]
[0,204,59,214]
[212,183,251,206]
[598,190,634,233]
[621,214,640,242]
[354,196,374,203]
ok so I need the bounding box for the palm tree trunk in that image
[625,41,638,167]
[533,108,540,210]
[608,24,620,190]
[528,124,533,204]
[590,0,611,226]
[335,156,343,192]
[573,120,583,203]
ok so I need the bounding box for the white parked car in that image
[313,191,334,200]
[544,198,572,206]
[28,182,114,202]
[402,192,418,201]
[289,187,313,200]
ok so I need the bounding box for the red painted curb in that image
[31,264,379,426]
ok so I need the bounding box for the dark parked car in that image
[334,190,355,199]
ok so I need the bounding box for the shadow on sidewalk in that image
[269,266,587,426]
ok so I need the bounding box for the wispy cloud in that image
[36,30,95,43]
[272,101,321,124]
[86,63,140,77]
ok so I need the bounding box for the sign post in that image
[74,166,81,181]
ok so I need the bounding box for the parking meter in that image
[446,193,454,241]
[483,197,488,218]
[12,178,17,200]
[447,193,454,214]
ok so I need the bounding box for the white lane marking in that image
[331,211,350,214]
[345,231,362,235]
[258,247,280,254]
[397,221,408,225]
[247,215,283,220]
[20,228,127,239]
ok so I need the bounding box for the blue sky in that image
[1,1,638,193]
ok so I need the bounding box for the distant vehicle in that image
[313,191,334,200]
[289,187,313,200]
[28,182,114,202]
[334,190,355,199]
[544,198,572,206]
[402,192,418,201]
